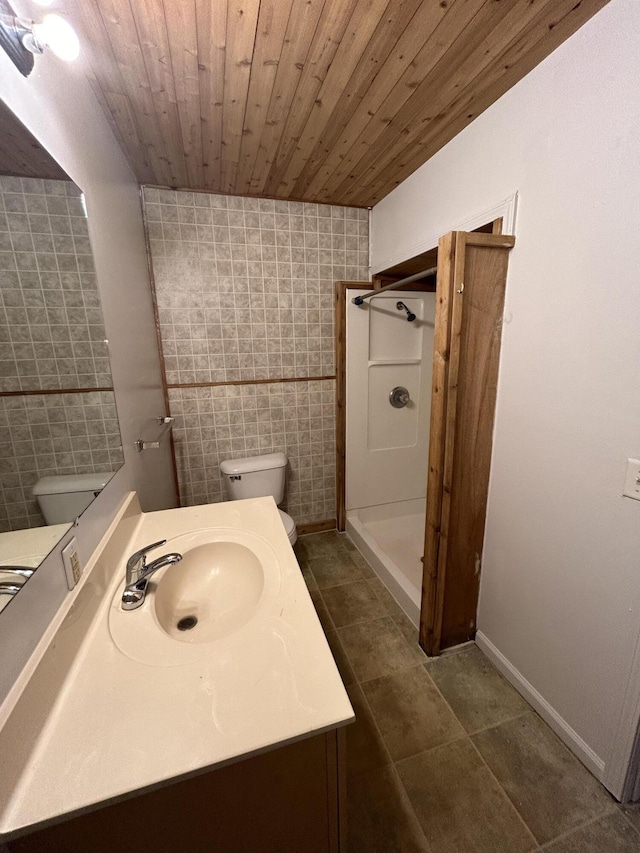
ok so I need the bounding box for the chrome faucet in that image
[0,582,22,597]
[121,539,182,611]
[1,566,35,579]
[0,567,34,598]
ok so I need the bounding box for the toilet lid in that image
[278,509,296,538]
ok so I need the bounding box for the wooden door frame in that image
[334,221,504,533]
[335,222,512,656]
[420,231,515,655]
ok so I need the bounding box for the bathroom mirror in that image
[0,99,124,612]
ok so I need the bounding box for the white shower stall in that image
[345,289,436,626]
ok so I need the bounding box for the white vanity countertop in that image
[0,496,354,839]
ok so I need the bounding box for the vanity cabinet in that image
[7,729,346,853]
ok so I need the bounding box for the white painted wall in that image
[0,2,175,706]
[371,0,640,789]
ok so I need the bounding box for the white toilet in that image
[32,472,114,524]
[219,452,297,546]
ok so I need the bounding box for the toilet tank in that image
[32,472,114,525]
[220,452,287,504]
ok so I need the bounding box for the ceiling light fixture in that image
[0,0,79,77]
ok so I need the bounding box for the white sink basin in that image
[109,527,281,666]
[155,541,265,643]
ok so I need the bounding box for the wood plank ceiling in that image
[0,102,70,181]
[66,0,610,208]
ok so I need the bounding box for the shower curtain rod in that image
[352,265,438,305]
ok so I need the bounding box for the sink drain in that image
[177,615,198,632]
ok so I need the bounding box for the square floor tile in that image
[309,589,335,633]
[338,617,424,683]
[472,712,613,844]
[298,560,318,592]
[542,810,639,852]
[295,531,346,562]
[367,576,405,618]
[324,629,357,686]
[308,551,364,589]
[619,802,640,836]
[344,683,391,779]
[362,665,464,760]
[397,738,536,853]
[348,549,376,578]
[339,532,357,552]
[426,644,529,733]
[393,612,429,661]
[348,765,429,853]
[293,540,311,566]
[322,580,387,628]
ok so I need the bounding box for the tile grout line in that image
[464,736,542,850]
[465,708,532,738]
[338,612,532,850]
[424,651,615,846]
[300,533,629,852]
[617,806,640,842]
[349,664,433,852]
[301,536,433,848]
[536,804,621,850]
[333,537,538,846]
[465,699,621,848]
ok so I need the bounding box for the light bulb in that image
[31,14,79,61]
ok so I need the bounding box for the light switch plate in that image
[62,538,82,589]
[622,458,640,501]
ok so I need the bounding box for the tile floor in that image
[294,531,640,853]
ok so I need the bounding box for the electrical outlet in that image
[62,538,82,590]
[622,458,640,501]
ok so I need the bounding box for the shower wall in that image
[346,290,435,509]
[142,188,369,525]
[345,289,436,623]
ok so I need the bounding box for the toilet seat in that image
[278,509,297,545]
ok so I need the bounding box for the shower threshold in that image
[346,499,425,629]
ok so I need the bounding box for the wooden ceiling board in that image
[235,0,294,191]
[196,0,227,189]
[91,0,182,184]
[264,0,389,196]
[259,0,360,195]
[67,1,156,183]
[349,0,608,206]
[378,246,439,280]
[129,0,189,186]
[284,0,426,199]
[65,0,611,207]
[220,0,261,193]
[0,101,70,180]
[328,0,547,203]
[245,0,326,195]
[301,0,488,201]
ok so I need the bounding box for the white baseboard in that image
[475,631,605,782]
